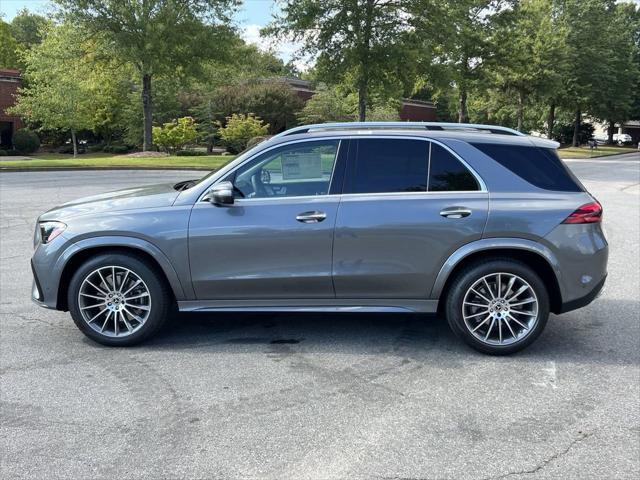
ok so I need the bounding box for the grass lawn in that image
[0,152,235,170]
[557,145,637,159]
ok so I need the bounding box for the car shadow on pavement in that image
[128,297,639,366]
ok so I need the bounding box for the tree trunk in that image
[71,129,78,158]
[607,120,615,145]
[142,73,153,151]
[547,103,556,139]
[458,88,468,123]
[572,109,581,147]
[358,81,367,121]
[516,90,525,132]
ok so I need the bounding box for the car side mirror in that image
[204,181,234,206]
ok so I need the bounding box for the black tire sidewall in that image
[68,253,170,346]
[445,259,550,355]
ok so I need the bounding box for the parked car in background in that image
[613,133,633,145]
[31,122,608,355]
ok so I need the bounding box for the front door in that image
[333,137,489,299]
[189,138,345,300]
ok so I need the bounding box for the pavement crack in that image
[485,431,595,480]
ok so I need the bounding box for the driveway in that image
[1,158,639,479]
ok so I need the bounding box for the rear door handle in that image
[296,211,327,223]
[440,207,472,219]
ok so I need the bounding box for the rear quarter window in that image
[471,143,583,192]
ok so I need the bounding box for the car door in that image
[332,137,489,299]
[188,138,346,300]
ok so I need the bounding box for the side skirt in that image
[178,298,438,313]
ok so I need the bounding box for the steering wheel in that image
[251,171,269,197]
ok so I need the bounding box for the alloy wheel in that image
[78,266,152,338]
[462,272,539,346]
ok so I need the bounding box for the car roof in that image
[269,122,560,149]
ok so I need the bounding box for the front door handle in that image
[440,207,472,219]
[296,211,327,223]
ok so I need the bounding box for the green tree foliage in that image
[8,24,115,156]
[267,0,415,121]
[298,85,358,124]
[152,116,199,154]
[218,113,269,153]
[0,20,21,69]
[55,0,239,151]
[10,9,50,48]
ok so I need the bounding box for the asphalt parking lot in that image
[1,155,639,480]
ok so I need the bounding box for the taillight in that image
[562,201,602,224]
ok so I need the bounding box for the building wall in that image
[0,69,23,148]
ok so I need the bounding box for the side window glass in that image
[232,140,340,199]
[350,139,429,193]
[428,143,480,192]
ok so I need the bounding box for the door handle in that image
[440,207,472,219]
[296,211,327,223]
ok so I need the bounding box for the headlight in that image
[39,221,67,244]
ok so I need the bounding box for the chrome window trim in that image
[198,134,487,203]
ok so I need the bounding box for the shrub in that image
[0,149,7,156]
[87,144,105,152]
[57,144,86,154]
[153,116,198,154]
[12,129,40,154]
[176,150,209,156]
[246,135,271,150]
[218,114,269,154]
[103,144,133,154]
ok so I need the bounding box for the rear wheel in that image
[445,259,549,355]
[68,253,171,346]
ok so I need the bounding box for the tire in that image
[68,252,172,346]
[445,258,549,355]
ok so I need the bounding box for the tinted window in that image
[232,140,339,198]
[349,139,429,193]
[429,143,480,191]
[472,143,583,192]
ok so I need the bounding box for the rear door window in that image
[471,143,583,192]
[348,139,429,193]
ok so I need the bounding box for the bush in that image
[176,150,209,156]
[57,144,86,154]
[12,129,40,154]
[153,116,198,154]
[102,144,133,154]
[218,114,269,154]
[246,135,271,150]
[0,149,8,156]
[87,144,105,152]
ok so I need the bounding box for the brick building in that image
[0,69,23,149]
[283,78,437,122]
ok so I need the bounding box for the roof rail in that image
[274,122,525,138]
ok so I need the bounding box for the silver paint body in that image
[31,128,608,314]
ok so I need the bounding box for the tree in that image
[298,85,358,124]
[267,0,414,121]
[55,0,239,151]
[10,9,50,48]
[490,0,568,132]
[9,24,99,156]
[0,20,20,69]
[412,0,506,123]
[559,0,617,146]
[591,2,640,143]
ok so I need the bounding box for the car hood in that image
[40,183,180,221]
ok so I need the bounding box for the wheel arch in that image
[432,239,563,314]
[55,237,187,311]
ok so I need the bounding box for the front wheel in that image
[68,253,171,346]
[445,259,550,355]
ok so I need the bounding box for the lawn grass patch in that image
[557,145,637,159]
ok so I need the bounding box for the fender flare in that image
[429,238,562,299]
[53,235,187,301]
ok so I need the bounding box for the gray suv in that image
[31,122,608,354]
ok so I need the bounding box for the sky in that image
[0,0,305,67]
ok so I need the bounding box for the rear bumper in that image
[557,274,606,314]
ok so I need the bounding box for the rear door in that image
[332,137,489,299]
